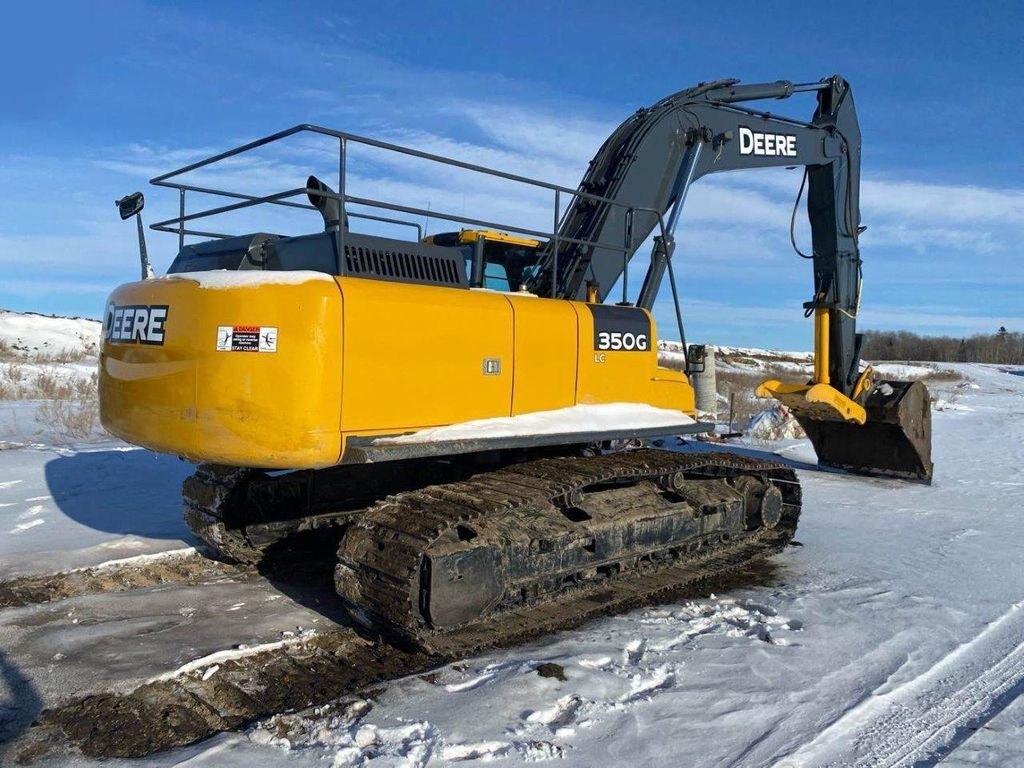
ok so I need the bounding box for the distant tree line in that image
[862,327,1024,364]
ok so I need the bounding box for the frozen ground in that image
[105,363,1020,767]
[2,311,1023,765]
[0,444,195,579]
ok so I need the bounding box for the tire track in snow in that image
[0,549,249,608]
[779,600,1024,767]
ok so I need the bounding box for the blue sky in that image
[1,0,1022,349]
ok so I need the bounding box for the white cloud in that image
[862,223,1002,254]
[861,179,1024,225]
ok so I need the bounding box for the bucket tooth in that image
[794,380,933,484]
[755,380,867,424]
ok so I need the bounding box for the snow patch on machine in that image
[374,403,697,445]
[156,269,336,290]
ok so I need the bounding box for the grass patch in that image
[0,361,100,438]
[36,397,100,438]
[920,368,963,383]
[715,370,765,427]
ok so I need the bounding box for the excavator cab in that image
[423,229,542,291]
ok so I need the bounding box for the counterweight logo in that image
[104,304,168,345]
[738,126,797,158]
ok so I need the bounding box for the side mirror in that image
[116,192,145,221]
[115,191,153,279]
[685,344,707,375]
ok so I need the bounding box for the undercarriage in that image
[183,447,801,652]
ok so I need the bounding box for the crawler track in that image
[182,455,541,564]
[182,448,799,655]
[337,449,800,652]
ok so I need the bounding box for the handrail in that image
[152,185,657,256]
[152,123,643,211]
[147,124,671,300]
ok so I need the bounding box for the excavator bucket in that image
[757,379,933,484]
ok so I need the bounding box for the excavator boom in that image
[527,75,932,482]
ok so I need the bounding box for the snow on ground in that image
[174,363,1020,768]
[0,311,100,359]
[0,311,197,577]
[872,362,937,380]
[0,362,1021,766]
[0,444,195,579]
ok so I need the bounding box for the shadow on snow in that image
[43,448,196,540]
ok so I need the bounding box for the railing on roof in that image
[149,123,670,302]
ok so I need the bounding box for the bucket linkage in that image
[756,308,933,483]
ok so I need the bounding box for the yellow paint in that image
[456,229,541,248]
[100,275,344,468]
[813,307,829,385]
[755,379,867,425]
[852,365,875,401]
[573,304,692,412]
[338,277,513,432]
[100,275,696,469]
[506,295,577,415]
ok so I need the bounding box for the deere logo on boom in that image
[738,125,797,157]
[104,304,169,345]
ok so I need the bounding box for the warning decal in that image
[217,326,278,352]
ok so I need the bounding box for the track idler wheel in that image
[732,476,784,530]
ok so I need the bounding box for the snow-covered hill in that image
[0,311,101,359]
[0,310,105,446]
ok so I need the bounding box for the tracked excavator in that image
[101,75,932,651]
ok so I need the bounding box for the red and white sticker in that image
[216,326,278,352]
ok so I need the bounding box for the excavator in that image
[101,75,932,651]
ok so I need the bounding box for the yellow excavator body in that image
[96,77,935,647]
[99,270,694,469]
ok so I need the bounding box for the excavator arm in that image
[530,75,932,482]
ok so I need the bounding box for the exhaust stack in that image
[306,175,345,232]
